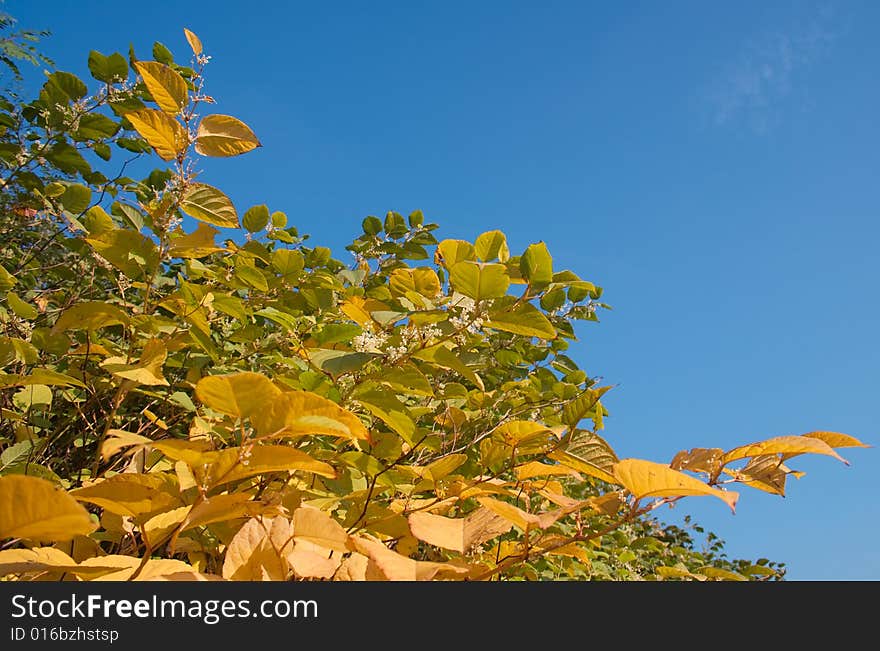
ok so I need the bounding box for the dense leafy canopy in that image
[0,23,866,581]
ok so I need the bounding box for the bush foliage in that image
[0,24,866,581]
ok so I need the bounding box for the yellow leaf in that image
[802,431,870,449]
[223,517,291,581]
[69,473,181,518]
[51,301,129,333]
[152,441,336,487]
[101,429,152,461]
[134,61,188,114]
[0,547,77,578]
[670,448,724,475]
[349,536,471,581]
[721,435,848,466]
[180,183,239,228]
[184,27,203,56]
[408,507,512,553]
[409,454,468,484]
[168,223,226,258]
[292,506,349,552]
[515,461,580,481]
[547,449,618,485]
[476,497,563,530]
[698,566,748,581]
[0,476,95,542]
[195,114,261,157]
[180,493,278,532]
[287,540,342,579]
[125,108,187,161]
[143,505,190,548]
[100,338,169,386]
[613,458,739,512]
[333,552,371,581]
[195,371,281,419]
[252,390,370,442]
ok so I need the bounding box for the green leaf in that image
[59,184,91,214]
[308,349,374,376]
[485,302,556,339]
[75,114,120,140]
[87,51,129,83]
[270,249,305,281]
[45,143,91,175]
[521,242,553,288]
[243,204,270,233]
[362,216,382,236]
[152,41,174,65]
[195,114,261,157]
[180,183,239,228]
[449,261,510,301]
[437,239,476,269]
[475,230,510,262]
[0,265,16,292]
[271,211,287,228]
[353,390,416,443]
[135,60,188,114]
[12,384,53,410]
[45,71,87,102]
[5,292,37,320]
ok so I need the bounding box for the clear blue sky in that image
[11,0,877,579]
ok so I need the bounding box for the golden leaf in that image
[0,476,95,542]
[195,114,261,157]
[125,108,187,161]
[134,61,188,114]
[252,390,370,442]
[613,458,739,512]
[722,435,848,467]
[408,507,512,553]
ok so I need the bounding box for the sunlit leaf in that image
[252,391,370,442]
[0,476,95,542]
[124,108,187,161]
[722,435,848,467]
[134,61,188,114]
[180,183,239,228]
[195,114,261,157]
[613,458,739,512]
[195,371,281,419]
[408,508,512,553]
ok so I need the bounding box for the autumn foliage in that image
[0,23,867,581]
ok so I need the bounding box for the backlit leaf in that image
[180,183,239,228]
[134,61,188,114]
[721,435,848,467]
[195,114,261,157]
[195,371,281,419]
[252,390,370,441]
[614,458,739,512]
[124,108,187,161]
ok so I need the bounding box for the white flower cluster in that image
[352,329,388,353]
[449,304,486,335]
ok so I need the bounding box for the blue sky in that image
[11,0,878,579]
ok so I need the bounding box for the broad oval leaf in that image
[195,114,261,157]
[485,302,556,340]
[252,391,370,442]
[134,61,188,114]
[52,301,130,333]
[180,183,239,228]
[614,458,739,512]
[124,108,187,161]
[0,476,95,542]
[721,435,848,467]
[449,261,510,301]
[195,371,281,419]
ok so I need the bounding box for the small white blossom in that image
[352,330,388,353]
